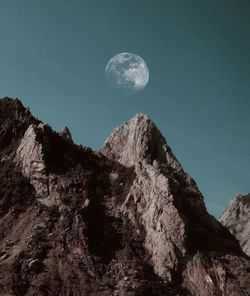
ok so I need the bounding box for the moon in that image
[105,52,149,95]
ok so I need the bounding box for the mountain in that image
[220,194,250,257]
[0,97,249,296]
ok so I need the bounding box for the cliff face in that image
[0,98,249,296]
[220,194,250,257]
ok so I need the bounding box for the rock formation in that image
[14,124,49,198]
[220,194,250,257]
[0,98,249,296]
[59,126,73,142]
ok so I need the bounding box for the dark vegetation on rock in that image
[0,97,249,296]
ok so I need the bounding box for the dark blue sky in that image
[0,0,249,217]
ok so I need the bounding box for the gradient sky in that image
[0,0,249,218]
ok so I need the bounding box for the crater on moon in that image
[105,52,149,95]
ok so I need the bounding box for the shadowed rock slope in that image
[220,194,250,257]
[0,98,249,296]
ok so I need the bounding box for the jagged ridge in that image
[0,98,249,296]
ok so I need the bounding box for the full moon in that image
[105,52,149,95]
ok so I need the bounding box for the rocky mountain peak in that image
[101,113,183,175]
[59,126,73,142]
[220,193,250,256]
[0,97,38,155]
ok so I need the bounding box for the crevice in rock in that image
[83,177,123,264]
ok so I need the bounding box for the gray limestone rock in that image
[101,113,183,174]
[220,194,250,256]
[14,124,71,206]
[101,113,250,294]
[14,124,49,198]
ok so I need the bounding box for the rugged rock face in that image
[59,126,73,142]
[101,114,250,294]
[220,194,250,257]
[0,98,249,296]
[14,124,48,198]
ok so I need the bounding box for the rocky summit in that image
[220,194,250,257]
[0,97,249,296]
